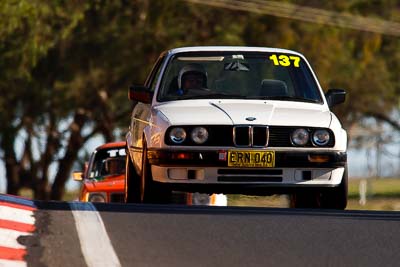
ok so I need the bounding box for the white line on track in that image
[69,202,121,267]
[0,259,27,267]
[0,228,31,249]
[0,206,35,225]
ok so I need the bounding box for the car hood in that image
[155,100,332,127]
[83,175,125,192]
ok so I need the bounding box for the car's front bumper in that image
[148,149,346,194]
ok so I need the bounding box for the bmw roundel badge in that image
[246,117,256,121]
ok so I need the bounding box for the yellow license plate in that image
[228,150,275,167]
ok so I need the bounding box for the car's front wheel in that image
[140,141,171,204]
[289,191,320,209]
[125,151,141,203]
[290,167,348,210]
[320,166,348,210]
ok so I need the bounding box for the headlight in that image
[312,129,330,146]
[291,128,309,146]
[89,193,106,202]
[191,192,211,205]
[191,127,208,144]
[169,127,186,144]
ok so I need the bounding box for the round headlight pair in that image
[88,193,106,202]
[169,127,209,144]
[291,128,330,146]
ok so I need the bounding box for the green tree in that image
[0,0,399,200]
[0,0,87,197]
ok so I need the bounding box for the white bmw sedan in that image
[125,46,348,209]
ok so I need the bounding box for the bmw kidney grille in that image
[233,126,269,147]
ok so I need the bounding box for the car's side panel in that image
[127,54,170,176]
[129,102,150,175]
[329,113,347,151]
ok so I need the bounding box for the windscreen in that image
[157,52,323,103]
[89,147,126,179]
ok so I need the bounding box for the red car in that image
[73,141,227,205]
[73,142,126,203]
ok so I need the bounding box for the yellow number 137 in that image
[269,54,300,67]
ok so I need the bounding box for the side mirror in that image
[325,89,346,108]
[73,171,83,181]
[128,85,153,104]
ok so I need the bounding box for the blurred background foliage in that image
[0,0,399,200]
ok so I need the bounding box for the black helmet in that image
[178,63,208,89]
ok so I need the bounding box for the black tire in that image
[320,167,348,210]
[290,166,348,210]
[141,141,171,204]
[289,191,321,209]
[125,152,141,203]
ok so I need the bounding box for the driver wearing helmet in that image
[176,63,208,95]
[104,158,124,175]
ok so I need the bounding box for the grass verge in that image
[227,177,400,211]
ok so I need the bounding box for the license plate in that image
[228,150,275,167]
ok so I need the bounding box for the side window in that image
[145,55,165,92]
